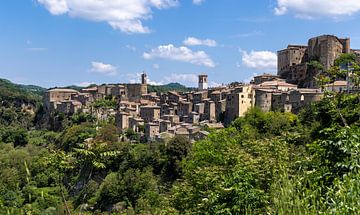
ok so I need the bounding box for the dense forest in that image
[1,55,360,214]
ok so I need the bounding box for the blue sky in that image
[1,0,360,88]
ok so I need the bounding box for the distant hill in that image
[0,79,45,104]
[148,82,194,93]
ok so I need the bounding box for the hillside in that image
[148,82,194,93]
[0,78,45,104]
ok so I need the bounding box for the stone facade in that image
[224,85,254,125]
[278,35,354,88]
[198,74,208,90]
[140,106,161,123]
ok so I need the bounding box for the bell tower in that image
[198,74,208,90]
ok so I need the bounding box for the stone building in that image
[258,80,298,91]
[254,89,279,112]
[145,123,160,139]
[203,100,216,122]
[210,91,222,102]
[198,74,208,90]
[308,35,350,70]
[140,106,161,123]
[57,100,82,114]
[125,84,148,102]
[252,73,281,85]
[129,117,144,133]
[44,88,80,112]
[278,45,307,78]
[324,81,352,93]
[178,101,193,116]
[116,112,130,133]
[278,35,354,88]
[224,85,254,125]
[193,91,208,104]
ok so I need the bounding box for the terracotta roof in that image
[259,80,297,87]
[325,81,348,87]
[47,88,79,93]
[82,87,97,92]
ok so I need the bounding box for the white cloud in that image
[143,44,215,68]
[148,79,164,85]
[183,37,217,47]
[275,0,360,18]
[153,64,160,70]
[241,50,277,70]
[193,0,205,5]
[127,72,163,85]
[127,73,142,84]
[37,0,178,33]
[77,82,95,87]
[164,73,198,84]
[90,61,118,76]
[209,81,222,87]
[125,45,136,52]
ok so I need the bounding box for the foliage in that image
[148,82,194,93]
[1,72,360,214]
[0,78,43,105]
[60,123,96,151]
[92,98,117,109]
[308,60,325,71]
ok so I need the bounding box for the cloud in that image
[241,50,277,70]
[148,79,164,85]
[164,73,198,84]
[274,0,360,18]
[77,82,95,87]
[209,81,222,87]
[90,61,118,76]
[125,45,136,52]
[183,37,217,47]
[127,72,163,85]
[143,44,215,67]
[37,0,178,33]
[153,64,160,70]
[193,0,205,5]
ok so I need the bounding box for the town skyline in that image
[1,1,360,88]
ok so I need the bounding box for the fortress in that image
[278,35,360,87]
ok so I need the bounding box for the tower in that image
[198,74,208,90]
[141,72,147,85]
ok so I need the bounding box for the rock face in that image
[277,35,355,88]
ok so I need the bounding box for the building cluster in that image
[278,35,360,88]
[43,35,358,141]
[44,74,323,142]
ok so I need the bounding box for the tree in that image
[164,136,192,181]
[1,127,28,147]
[96,124,118,143]
[60,123,96,151]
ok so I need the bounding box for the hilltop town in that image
[43,35,360,142]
